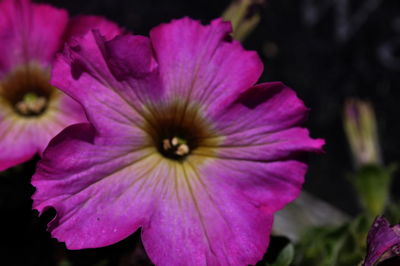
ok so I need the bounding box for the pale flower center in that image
[0,63,54,117]
[15,92,48,116]
[162,137,190,157]
[143,101,220,162]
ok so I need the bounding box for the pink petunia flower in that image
[32,18,324,265]
[363,216,400,266]
[0,0,121,170]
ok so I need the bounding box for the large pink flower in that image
[32,18,324,265]
[0,0,121,170]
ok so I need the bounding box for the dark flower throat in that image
[0,64,53,117]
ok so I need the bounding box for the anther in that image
[163,139,172,150]
[176,143,189,156]
[15,93,47,116]
[162,136,190,157]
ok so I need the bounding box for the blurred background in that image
[1,0,399,265]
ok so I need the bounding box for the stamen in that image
[163,139,172,150]
[162,136,190,157]
[146,101,219,163]
[15,92,47,116]
[171,137,179,146]
[176,143,189,156]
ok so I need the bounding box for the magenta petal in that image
[207,82,324,161]
[51,31,158,138]
[104,34,158,80]
[215,82,310,133]
[208,127,324,162]
[201,158,307,213]
[0,0,68,72]
[102,34,162,101]
[32,123,162,248]
[363,216,400,266]
[142,159,273,266]
[65,15,122,42]
[0,116,37,170]
[150,17,263,115]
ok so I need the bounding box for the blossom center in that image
[162,136,190,158]
[144,101,220,162]
[0,63,53,117]
[15,92,48,116]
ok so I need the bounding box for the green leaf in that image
[269,243,295,266]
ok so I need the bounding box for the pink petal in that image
[142,158,273,265]
[198,127,324,162]
[0,93,85,171]
[199,158,308,213]
[202,82,324,161]
[32,123,162,249]
[214,82,310,133]
[0,114,37,170]
[0,0,68,73]
[150,17,263,116]
[65,15,122,42]
[104,34,158,81]
[51,31,160,139]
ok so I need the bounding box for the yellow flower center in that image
[0,63,54,117]
[15,92,48,116]
[143,101,220,162]
[162,136,190,157]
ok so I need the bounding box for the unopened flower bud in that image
[344,99,381,168]
[222,0,265,41]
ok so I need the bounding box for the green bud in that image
[222,0,265,41]
[269,243,295,266]
[343,99,381,168]
[350,164,396,219]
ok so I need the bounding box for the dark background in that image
[1,0,399,265]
